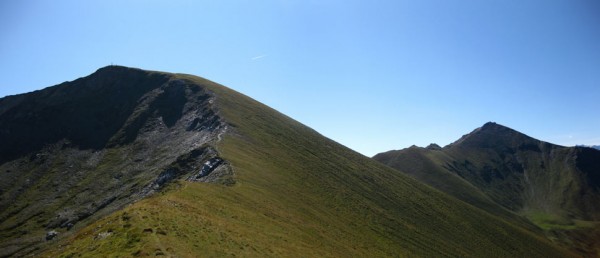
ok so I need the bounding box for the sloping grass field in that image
[40,72,574,257]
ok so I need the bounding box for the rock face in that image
[189,157,234,185]
[0,66,233,256]
[187,157,224,180]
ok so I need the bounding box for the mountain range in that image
[0,66,595,257]
[578,145,600,151]
[374,122,600,256]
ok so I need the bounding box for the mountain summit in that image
[0,66,232,256]
[374,122,600,256]
[1,67,572,257]
[448,122,546,151]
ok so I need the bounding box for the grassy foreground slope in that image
[42,72,571,257]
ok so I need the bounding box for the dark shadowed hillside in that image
[0,68,574,257]
[374,122,600,256]
[0,66,232,256]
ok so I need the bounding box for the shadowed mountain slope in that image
[0,66,231,256]
[444,122,600,220]
[374,122,600,256]
[1,67,573,257]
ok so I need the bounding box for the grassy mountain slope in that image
[35,70,571,257]
[444,122,600,221]
[374,122,600,256]
[373,145,539,232]
[0,67,229,256]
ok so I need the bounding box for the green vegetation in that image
[374,122,600,256]
[526,212,597,231]
[39,71,572,257]
[0,66,223,256]
[373,146,539,232]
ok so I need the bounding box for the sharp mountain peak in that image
[472,121,522,136]
[447,121,558,150]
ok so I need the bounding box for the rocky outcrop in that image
[45,231,58,241]
[0,66,233,257]
[187,157,234,185]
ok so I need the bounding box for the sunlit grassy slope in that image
[42,72,573,257]
[372,146,541,232]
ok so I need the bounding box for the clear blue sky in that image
[1,0,599,156]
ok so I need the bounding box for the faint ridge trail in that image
[217,126,227,143]
[214,125,227,154]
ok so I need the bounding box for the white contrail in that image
[251,55,267,60]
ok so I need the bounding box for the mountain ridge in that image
[374,122,600,256]
[1,67,574,257]
[0,66,234,256]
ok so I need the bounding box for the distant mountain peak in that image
[447,122,544,150]
[576,145,600,151]
[91,65,142,76]
[374,121,600,256]
[476,121,523,138]
[483,121,498,127]
[479,121,514,132]
[426,143,442,150]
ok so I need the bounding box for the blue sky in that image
[1,0,599,156]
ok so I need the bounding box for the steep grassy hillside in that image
[374,122,600,256]
[35,70,572,257]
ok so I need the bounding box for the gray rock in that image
[45,230,58,241]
